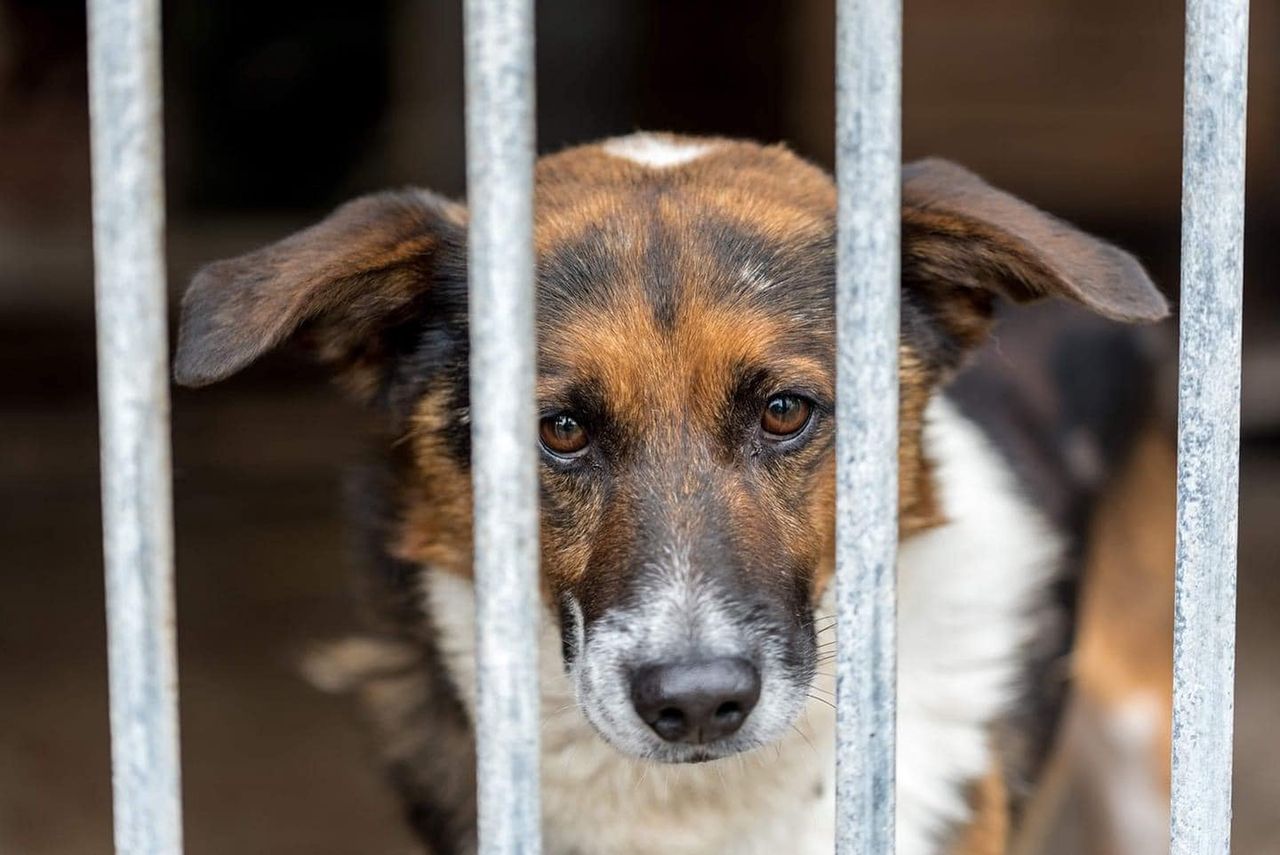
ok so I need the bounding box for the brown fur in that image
[175,190,467,397]
[395,386,474,577]
[952,760,1012,855]
[1074,427,1176,748]
[1072,425,1176,850]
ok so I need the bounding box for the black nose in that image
[630,658,762,744]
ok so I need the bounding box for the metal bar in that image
[1172,0,1250,852]
[463,0,541,853]
[833,0,902,852]
[86,0,183,853]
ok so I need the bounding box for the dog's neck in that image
[424,395,1061,855]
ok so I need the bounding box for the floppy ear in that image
[174,189,466,392]
[900,158,1167,351]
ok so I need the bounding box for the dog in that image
[174,133,1175,854]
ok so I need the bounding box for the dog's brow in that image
[536,374,599,409]
[750,356,833,401]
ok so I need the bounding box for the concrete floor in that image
[1,327,1277,853]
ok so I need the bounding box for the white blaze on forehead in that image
[602,133,716,168]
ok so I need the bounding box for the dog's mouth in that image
[676,749,719,764]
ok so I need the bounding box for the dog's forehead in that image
[530,134,837,410]
[532,133,835,242]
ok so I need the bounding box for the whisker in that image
[633,760,650,793]
[806,693,836,711]
[790,722,818,755]
[539,706,575,729]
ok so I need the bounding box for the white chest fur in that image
[424,397,1061,855]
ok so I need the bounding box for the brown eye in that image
[540,413,589,456]
[761,394,812,439]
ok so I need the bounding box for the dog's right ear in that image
[174,189,466,392]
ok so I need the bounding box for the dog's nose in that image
[630,658,762,744]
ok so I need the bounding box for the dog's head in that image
[176,134,1165,764]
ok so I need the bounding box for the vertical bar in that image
[1172,0,1249,852]
[86,0,183,853]
[834,0,901,852]
[463,1,541,853]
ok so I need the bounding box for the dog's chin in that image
[573,689,790,765]
[583,715,767,765]
[639,739,764,765]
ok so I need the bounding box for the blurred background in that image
[1,1,1277,852]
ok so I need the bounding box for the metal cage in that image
[86,0,1249,852]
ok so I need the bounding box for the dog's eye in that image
[540,413,589,457]
[761,394,812,439]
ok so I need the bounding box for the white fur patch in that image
[894,395,1063,853]
[422,395,1060,854]
[602,133,716,168]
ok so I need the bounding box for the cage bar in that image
[833,0,902,852]
[86,0,184,853]
[1171,0,1250,852]
[463,0,542,853]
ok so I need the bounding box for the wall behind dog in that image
[0,1,1277,853]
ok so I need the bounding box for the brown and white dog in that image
[174,134,1175,855]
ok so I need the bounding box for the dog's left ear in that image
[174,189,465,394]
[901,158,1167,350]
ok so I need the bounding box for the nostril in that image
[714,701,742,720]
[652,707,687,741]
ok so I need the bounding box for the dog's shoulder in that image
[936,302,1164,839]
[945,301,1161,532]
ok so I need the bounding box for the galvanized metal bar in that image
[1172,0,1249,852]
[834,0,902,851]
[86,0,183,853]
[463,0,541,853]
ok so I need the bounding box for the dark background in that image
[1,1,1277,852]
